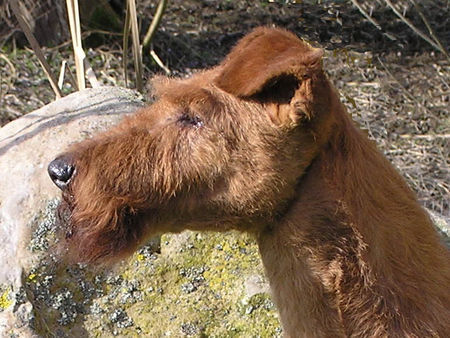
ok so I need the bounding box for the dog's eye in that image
[178,113,204,129]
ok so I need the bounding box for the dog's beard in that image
[54,191,147,264]
[57,192,75,240]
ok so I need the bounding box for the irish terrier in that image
[48,27,450,337]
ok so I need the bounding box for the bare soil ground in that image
[0,0,448,214]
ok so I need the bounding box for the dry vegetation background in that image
[0,0,449,214]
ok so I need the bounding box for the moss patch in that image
[82,231,281,337]
[25,201,281,337]
[0,287,13,311]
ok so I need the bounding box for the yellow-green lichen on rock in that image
[25,199,281,337]
[104,232,281,337]
[0,287,13,311]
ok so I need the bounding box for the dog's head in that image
[48,27,336,263]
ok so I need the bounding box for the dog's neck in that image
[257,102,450,337]
[258,224,346,337]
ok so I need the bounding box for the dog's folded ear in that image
[215,27,323,99]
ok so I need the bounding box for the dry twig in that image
[409,0,449,60]
[143,0,168,49]
[66,0,85,91]
[126,0,143,92]
[399,134,450,140]
[84,58,100,88]
[350,0,396,41]
[57,60,67,90]
[150,49,170,74]
[10,0,61,98]
[123,5,131,88]
[385,0,448,57]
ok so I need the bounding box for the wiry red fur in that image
[51,27,450,336]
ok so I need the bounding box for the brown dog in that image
[48,27,450,337]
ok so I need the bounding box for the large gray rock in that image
[0,86,145,336]
[0,86,145,284]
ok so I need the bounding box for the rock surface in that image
[0,86,278,337]
[0,86,147,336]
[0,86,145,286]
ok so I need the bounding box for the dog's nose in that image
[48,156,75,190]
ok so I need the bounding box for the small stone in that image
[109,308,133,328]
[245,305,254,315]
[181,282,197,294]
[181,322,198,336]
